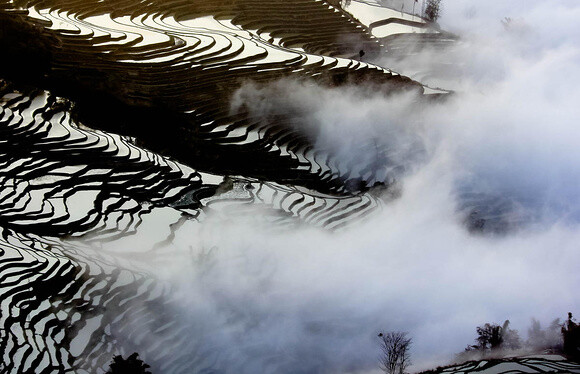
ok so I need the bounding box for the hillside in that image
[2,0,577,373]
[0,1,448,372]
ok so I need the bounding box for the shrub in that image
[424,0,442,22]
[106,352,152,374]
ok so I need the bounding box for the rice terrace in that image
[0,0,579,373]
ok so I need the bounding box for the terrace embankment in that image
[0,1,430,195]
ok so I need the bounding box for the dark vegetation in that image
[106,353,152,374]
[457,313,579,363]
[383,312,580,374]
[473,320,521,351]
[417,313,580,374]
[424,0,442,23]
[563,312,580,361]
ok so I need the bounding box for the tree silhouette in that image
[562,312,580,360]
[475,320,521,351]
[378,331,412,374]
[476,323,503,350]
[424,0,441,22]
[526,318,563,352]
[106,352,152,374]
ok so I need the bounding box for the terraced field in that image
[421,355,580,374]
[1,0,447,372]
[2,0,448,191]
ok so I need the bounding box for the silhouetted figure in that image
[106,353,152,374]
[563,312,580,360]
[359,49,365,59]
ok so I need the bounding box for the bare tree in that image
[378,331,412,374]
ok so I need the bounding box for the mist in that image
[105,1,580,372]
